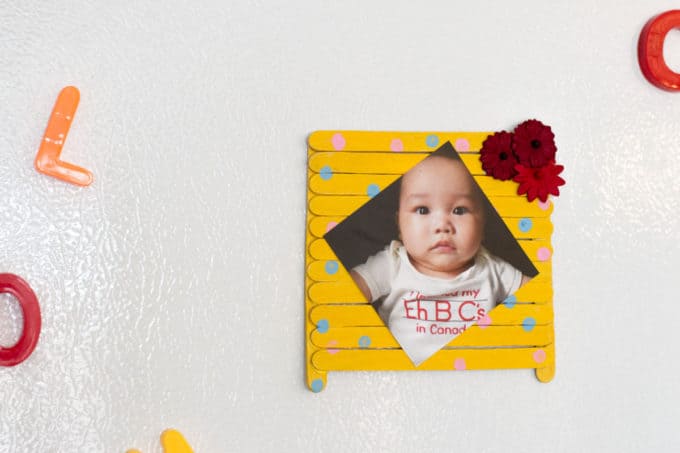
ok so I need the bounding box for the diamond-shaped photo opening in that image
[325,142,538,366]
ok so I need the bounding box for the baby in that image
[350,153,530,366]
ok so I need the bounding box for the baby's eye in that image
[415,206,429,215]
[452,206,470,215]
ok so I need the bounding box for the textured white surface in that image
[1,0,679,451]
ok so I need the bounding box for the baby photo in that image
[325,143,538,366]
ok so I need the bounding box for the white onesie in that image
[352,240,523,366]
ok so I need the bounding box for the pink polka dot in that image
[477,315,491,328]
[454,138,470,152]
[538,200,551,210]
[390,138,404,152]
[537,247,551,262]
[327,340,340,355]
[331,133,346,150]
[325,222,338,233]
[533,349,547,364]
[454,358,466,370]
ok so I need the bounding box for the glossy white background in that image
[1,1,679,451]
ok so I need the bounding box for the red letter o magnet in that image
[639,10,680,91]
[0,274,41,366]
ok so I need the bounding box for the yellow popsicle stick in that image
[536,363,556,382]
[307,280,552,304]
[311,324,553,349]
[308,195,553,218]
[496,217,554,240]
[308,238,553,263]
[308,214,554,240]
[303,256,551,286]
[306,260,352,281]
[307,281,367,303]
[308,239,338,261]
[513,280,553,301]
[309,302,553,327]
[306,259,552,284]
[312,343,554,371]
[308,216,345,237]
[305,315,328,392]
[307,360,328,392]
[309,152,484,175]
[308,130,491,152]
[310,173,519,197]
[309,303,382,326]
[309,173,401,195]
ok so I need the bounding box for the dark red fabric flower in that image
[513,162,565,202]
[480,131,518,180]
[512,119,556,168]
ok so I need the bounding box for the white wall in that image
[1,1,679,451]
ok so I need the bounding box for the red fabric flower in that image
[480,131,518,180]
[512,119,556,167]
[513,162,565,202]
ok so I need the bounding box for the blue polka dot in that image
[503,294,517,308]
[367,184,380,197]
[325,260,339,275]
[518,218,533,233]
[311,379,324,393]
[522,317,537,332]
[426,134,440,147]
[320,165,333,180]
[317,319,329,333]
[358,336,371,348]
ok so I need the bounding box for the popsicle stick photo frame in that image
[305,127,563,392]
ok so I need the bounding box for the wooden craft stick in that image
[309,151,484,175]
[310,324,553,349]
[307,280,553,304]
[308,215,554,239]
[308,238,553,263]
[312,344,555,371]
[308,194,553,218]
[306,259,552,284]
[310,173,522,197]
[309,303,553,327]
[308,130,491,152]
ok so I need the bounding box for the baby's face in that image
[398,156,484,279]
